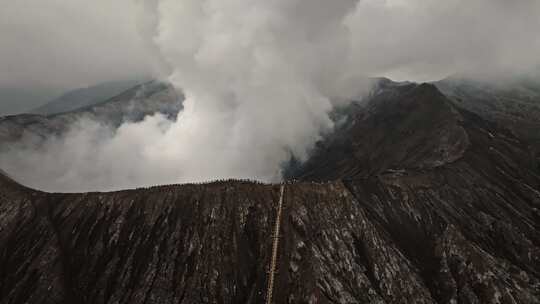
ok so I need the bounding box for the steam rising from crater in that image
[144,0,360,178]
[0,0,363,191]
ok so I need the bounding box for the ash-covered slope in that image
[30,80,146,116]
[0,81,182,147]
[288,81,471,179]
[434,77,540,153]
[1,81,539,304]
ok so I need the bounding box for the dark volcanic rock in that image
[434,77,540,153]
[289,82,471,180]
[0,81,183,148]
[1,81,539,303]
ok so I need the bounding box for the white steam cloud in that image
[2,0,540,192]
[1,0,362,192]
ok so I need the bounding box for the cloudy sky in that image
[0,1,152,89]
[347,0,540,81]
[1,0,539,96]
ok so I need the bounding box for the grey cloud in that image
[346,0,540,81]
[0,0,154,90]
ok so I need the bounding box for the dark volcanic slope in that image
[30,79,146,116]
[1,81,540,303]
[435,77,540,155]
[0,81,182,148]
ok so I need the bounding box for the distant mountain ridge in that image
[0,86,63,116]
[434,76,540,169]
[30,79,148,116]
[0,80,183,149]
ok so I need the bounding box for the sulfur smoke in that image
[0,0,362,192]
[143,0,361,180]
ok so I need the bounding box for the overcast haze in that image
[1,0,540,191]
[1,1,539,88]
[347,0,540,81]
[1,1,539,92]
[0,1,154,89]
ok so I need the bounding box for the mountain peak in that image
[290,81,471,180]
